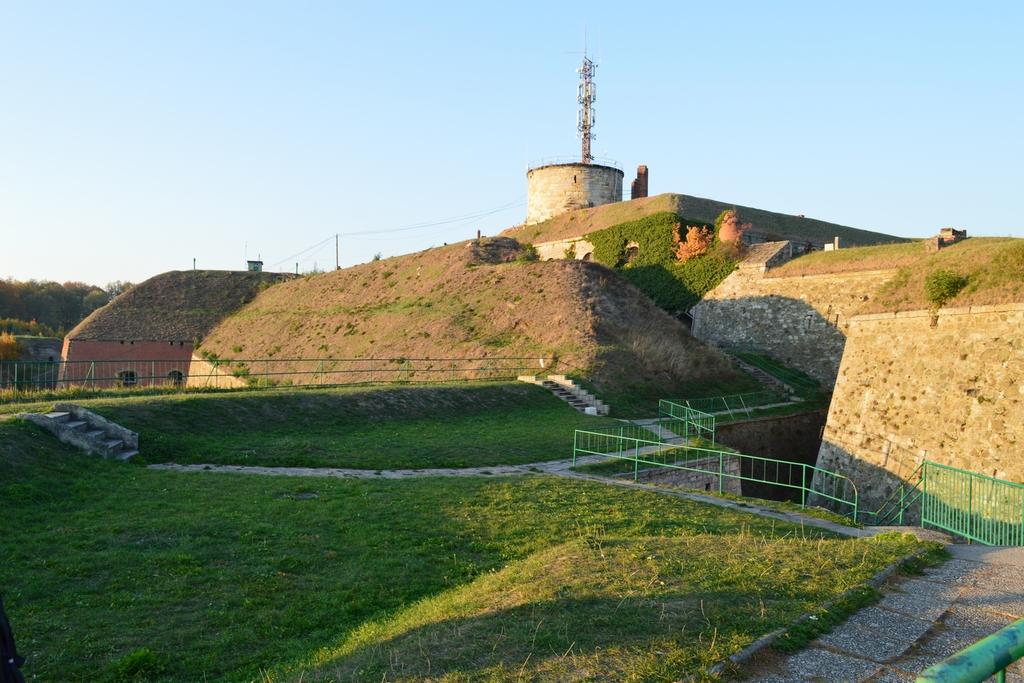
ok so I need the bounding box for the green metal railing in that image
[917,618,1024,682]
[572,429,859,518]
[658,400,716,443]
[667,391,786,420]
[856,461,1024,546]
[921,461,1024,547]
[859,464,925,527]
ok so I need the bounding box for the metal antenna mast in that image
[577,52,596,164]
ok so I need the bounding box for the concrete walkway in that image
[743,545,1024,682]
[149,454,609,480]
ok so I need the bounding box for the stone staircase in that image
[517,374,610,416]
[724,352,800,401]
[22,403,139,461]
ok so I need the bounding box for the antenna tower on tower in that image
[577,53,596,164]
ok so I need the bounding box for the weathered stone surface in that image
[691,256,895,386]
[816,304,1024,510]
[526,163,623,225]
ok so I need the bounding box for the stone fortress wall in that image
[526,163,623,225]
[815,303,1024,509]
[690,241,896,386]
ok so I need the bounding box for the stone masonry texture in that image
[816,304,1024,511]
[691,265,896,387]
[526,163,623,225]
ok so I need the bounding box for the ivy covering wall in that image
[585,211,739,312]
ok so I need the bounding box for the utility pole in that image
[577,53,596,164]
[335,234,340,270]
[193,258,196,270]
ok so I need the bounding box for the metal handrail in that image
[921,461,1024,546]
[916,618,1024,682]
[572,428,859,518]
[0,356,553,399]
[860,463,925,526]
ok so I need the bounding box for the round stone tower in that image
[526,162,624,225]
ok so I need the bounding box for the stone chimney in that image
[630,165,649,200]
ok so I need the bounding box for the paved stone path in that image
[744,545,1024,682]
[149,454,608,480]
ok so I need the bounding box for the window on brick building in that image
[167,370,184,386]
[117,370,138,387]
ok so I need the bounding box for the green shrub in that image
[516,243,539,263]
[924,269,968,308]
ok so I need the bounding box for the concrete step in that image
[115,450,139,462]
[524,377,611,416]
[22,404,140,462]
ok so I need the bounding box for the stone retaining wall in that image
[815,303,1024,511]
[691,267,895,386]
[628,454,742,495]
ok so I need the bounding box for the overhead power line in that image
[269,198,524,267]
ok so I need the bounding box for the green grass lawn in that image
[1,419,928,682]
[9,382,621,469]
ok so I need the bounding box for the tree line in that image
[0,279,133,337]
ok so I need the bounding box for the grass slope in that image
[866,237,1024,313]
[82,383,618,468]
[504,193,903,247]
[1,420,923,682]
[767,241,925,277]
[198,239,739,394]
[769,237,1024,313]
[299,533,919,682]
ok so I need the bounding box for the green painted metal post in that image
[572,431,577,466]
[899,484,905,526]
[801,464,807,509]
[922,464,928,530]
[634,441,639,482]
[968,475,974,543]
[718,452,724,494]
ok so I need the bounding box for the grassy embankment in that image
[770,237,1024,313]
[1,418,927,682]
[4,382,621,469]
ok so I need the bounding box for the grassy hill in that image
[504,193,906,247]
[199,237,740,393]
[66,269,291,342]
[769,237,1024,314]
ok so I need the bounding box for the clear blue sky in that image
[2,1,1021,285]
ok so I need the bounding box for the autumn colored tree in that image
[0,332,21,360]
[673,223,714,262]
